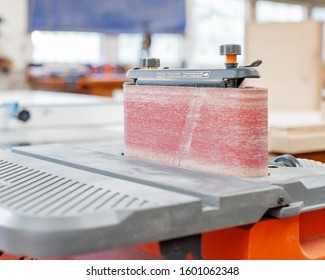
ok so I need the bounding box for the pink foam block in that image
[124,84,268,177]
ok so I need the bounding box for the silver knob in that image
[220,44,241,55]
[142,58,160,69]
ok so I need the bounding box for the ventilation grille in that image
[0,160,153,217]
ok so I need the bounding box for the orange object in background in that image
[28,76,66,92]
[76,73,131,97]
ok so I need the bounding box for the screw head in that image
[277,196,285,205]
[17,109,30,122]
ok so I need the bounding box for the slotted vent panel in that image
[0,161,156,217]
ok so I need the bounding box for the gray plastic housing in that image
[0,142,324,257]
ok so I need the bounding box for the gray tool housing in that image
[126,67,260,88]
[0,142,324,257]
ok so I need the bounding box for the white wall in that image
[0,0,29,71]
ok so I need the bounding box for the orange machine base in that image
[2,209,325,260]
[138,208,325,260]
[201,208,325,260]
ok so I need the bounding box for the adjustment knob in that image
[220,44,241,68]
[142,58,160,69]
[17,109,30,122]
[220,44,241,56]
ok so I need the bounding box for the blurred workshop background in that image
[1,0,325,160]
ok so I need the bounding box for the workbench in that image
[76,74,131,97]
[28,73,131,97]
[0,90,124,148]
[269,110,325,162]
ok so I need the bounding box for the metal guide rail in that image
[126,67,260,88]
[0,143,324,257]
[126,44,262,88]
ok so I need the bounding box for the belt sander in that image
[1,45,325,260]
[124,44,266,178]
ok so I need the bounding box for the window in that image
[117,33,182,67]
[191,0,246,67]
[312,7,325,62]
[256,1,305,23]
[117,34,142,66]
[31,31,102,64]
[118,0,247,68]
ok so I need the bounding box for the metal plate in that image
[3,142,325,257]
[0,144,292,257]
[250,166,325,215]
[11,144,290,208]
[126,67,260,87]
[0,151,201,257]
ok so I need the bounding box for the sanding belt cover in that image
[124,84,268,177]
